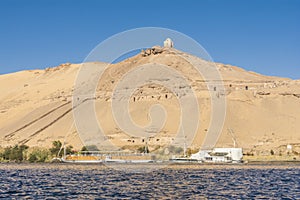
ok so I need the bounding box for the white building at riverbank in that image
[190,148,243,163]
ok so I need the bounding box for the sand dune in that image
[0,47,299,155]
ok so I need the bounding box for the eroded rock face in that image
[141,46,164,57]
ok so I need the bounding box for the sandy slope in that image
[0,47,299,155]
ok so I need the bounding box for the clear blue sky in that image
[0,0,299,79]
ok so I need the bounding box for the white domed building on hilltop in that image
[164,38,174,48]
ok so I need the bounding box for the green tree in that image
[12,145,28,161]
[2,146,11,160]
[28,149,49,163]
[81,146,88,152]
[49,140,62,156]
[49,140,75,157]
[1,145,28,161]
[28,153,38,163]
[66,145,74,155]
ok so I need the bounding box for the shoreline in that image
[1,160,300,165]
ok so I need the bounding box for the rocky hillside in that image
[0,47,300,156]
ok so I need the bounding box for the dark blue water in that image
[0,163,299,199]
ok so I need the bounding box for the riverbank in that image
[243,155,299,162]
[1,158,299,165]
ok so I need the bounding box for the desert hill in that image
[0,47,300,156]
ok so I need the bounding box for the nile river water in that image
[0,163,299,199]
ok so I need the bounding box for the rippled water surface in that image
[0,163,299,199]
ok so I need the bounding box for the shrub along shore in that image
[0,141,74,163]
[1,141,299,163]
[0,140,160,163]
